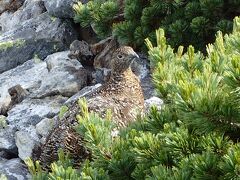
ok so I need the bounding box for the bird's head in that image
[111,46,139,73]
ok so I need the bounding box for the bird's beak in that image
[129,52,139,60]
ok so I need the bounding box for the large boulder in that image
[7,97,67,129]
[0,59,47,114]
[0,158,30,180]
[0,50,90,160]
[0,0,25,15]
[0,12,78,73]
[0,51,89,113]
[0,96,67,153]
[44,0,78,18]
[15,127,39,160]
[0,0,46,33]
[34,51,88,98]
[0,127,16,153]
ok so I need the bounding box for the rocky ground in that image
[0,0,162,179]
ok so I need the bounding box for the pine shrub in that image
[73,0,240,51]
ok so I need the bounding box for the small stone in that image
[0,127,17,152]
[15,128,39,160]
[144,96,163,113]
[68,40,94,67]
[36,118,54,137]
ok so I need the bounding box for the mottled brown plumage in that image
[33,46,144,170]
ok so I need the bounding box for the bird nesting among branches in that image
[32,46,144,170]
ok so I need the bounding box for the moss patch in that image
[0,39,25,51]
[0,115,7,129]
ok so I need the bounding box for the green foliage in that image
[74,0,239,51]
[0,174,8,180]
[76,98,114,161]
[73,1,119,38]
[28,17,240,179]
[220,144,240,179]
[25,158,48,180]
[59,105,69,119]
[146,17,240,135]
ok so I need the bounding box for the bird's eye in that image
[117,54,123,59]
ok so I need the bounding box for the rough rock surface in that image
[36,118,55,137]
[0,59,47,116]
[0,96,67,153]
[0,0,46,33]
[34,51,88,98]
[44,0,78,18]
[0,12,77,73]
[0,127,16,153]
[68,40,94,67]
[15,128,38,160]
[43,0,90,19]
[7,97,67,130]
[0,158,30,180]
[0,0,25,15]
[0,52,89,163]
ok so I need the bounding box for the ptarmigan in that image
[33,46,144,170]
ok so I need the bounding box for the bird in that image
[32,46,145,170]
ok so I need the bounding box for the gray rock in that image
[93,68,111,84]
[0,59,47,114]
[7,96,67,128]
[0,0,46,33]
[144,96,163,113]
[0,12,77,73]
[0,0,24,15]
[15,127,38,160]
[0,158,30,180]
[131,53,150,80]
[34,51,88,98]
[68,40,94,66]
[36,118,54,137]
[0,127,16,152]
[44,0,78,18]
[65,83,102,105]
[141,74,156,100]
[0,96,67,153]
